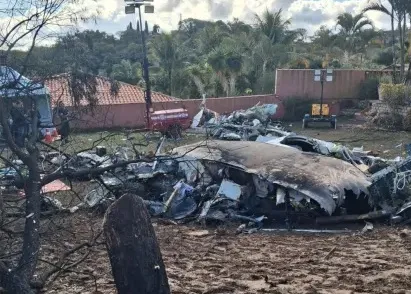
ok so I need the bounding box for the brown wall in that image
[275,69,368,100]
[68,94,285,130]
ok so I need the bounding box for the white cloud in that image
[101,0,394,36]
[0,0,118,49]
[286,0,392,34]
[0,0,397,50]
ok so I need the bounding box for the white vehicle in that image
[0,66,58,141]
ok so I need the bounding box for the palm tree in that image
[197,24,229,53]
[363,0,401,81]
[185,63,217,97]
[150,33,179,95]
[207,38,244,97]
[336,13,373,53]
[255,9,293,45]
[336,13,373,36]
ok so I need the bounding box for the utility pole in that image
[125,0,154,128]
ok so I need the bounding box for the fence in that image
[68,94,285,130]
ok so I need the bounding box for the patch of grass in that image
[54,131,206,155]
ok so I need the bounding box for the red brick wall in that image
[69,94,285,130]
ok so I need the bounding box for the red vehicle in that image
[149,108,191,138]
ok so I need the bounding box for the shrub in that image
[379,83,407,109]
[283,97,317,121]
[373,50,395,66]
[372,112,404,130]
[288,58,310,69]
[379,74,393,84]
[359,77,379,100]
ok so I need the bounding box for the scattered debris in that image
[186,230,210,237]
[323,246,337,260]
[172,140,370,216]
[5,102,411,233]
[261,228,351,234]
[361,222,374,234]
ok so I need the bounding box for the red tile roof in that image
[44,74,176,107]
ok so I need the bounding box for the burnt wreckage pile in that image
[148,104,411,227]
[58,137,411,228]
[43,99,411,228]
[3,103,411,229]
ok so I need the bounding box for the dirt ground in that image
[46,215,411,294]
[40,122,411,293]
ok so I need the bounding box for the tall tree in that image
[110,60,141,85]
[406,2,411,82]
[363,0,404,81]
[207,37,244,97]
[0,0,122,292]
[127,21,133,30]
[311,26,338,52]
[254,9,293,45]
[150,33,180,95]
[396,0,410,81]
[336,12,373,53]
[153,24,160,35]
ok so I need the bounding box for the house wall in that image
[68,94,285,130]
[275,69,368,100]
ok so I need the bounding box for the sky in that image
[85,0,394,37]
[0,0,395,49]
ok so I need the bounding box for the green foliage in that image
[330,59,342,68]
[282,97,317,121]
[110,60,141,85]
[5,8,401,100]
[288,57,310,69]
[336,13,373,53]
[379,74,393,84]
[374,49,395,66]
[359,77,379,100]
[380,83,408,108]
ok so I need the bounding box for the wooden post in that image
[103,194,170,294]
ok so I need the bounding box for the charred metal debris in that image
[2,103,411,230]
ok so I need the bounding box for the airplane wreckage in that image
[41,134,411,230]
[3,103,411,231]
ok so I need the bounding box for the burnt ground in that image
[45,214,411,294]
[34,123,411,293]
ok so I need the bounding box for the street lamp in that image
[125,0,154,128]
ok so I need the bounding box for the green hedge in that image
[379,83,409,109]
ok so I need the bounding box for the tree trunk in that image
[0,268,34,294]
[168,69,172,96]
[229,74,236,97]
[403,13,407,71]
[17,164,42,281]
[408,19,411,84]
[103,194,170,294]
[392,9,397,83]
[400,15,405,82]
